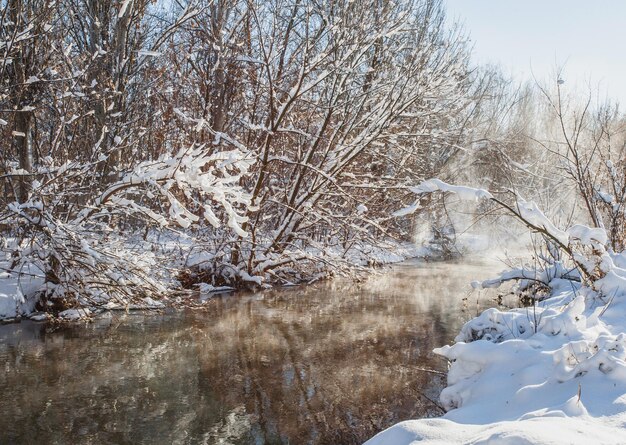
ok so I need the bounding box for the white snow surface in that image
[366,416,626,445]
[0,269,43,319]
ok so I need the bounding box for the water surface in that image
[0,260,505,444]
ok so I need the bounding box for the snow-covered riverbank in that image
[368,256,626,443]
[368,275,626,443]
[0,238,426,321]
[367,180,626,444]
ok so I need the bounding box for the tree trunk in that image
[14,110,34,201]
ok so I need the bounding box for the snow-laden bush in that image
[1,146,253,315]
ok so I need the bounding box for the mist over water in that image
[0,261,504,445]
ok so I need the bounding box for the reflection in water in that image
[0,260,502,444]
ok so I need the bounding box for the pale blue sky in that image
[445,0,626,103]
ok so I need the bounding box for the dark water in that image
[0,260,504,445]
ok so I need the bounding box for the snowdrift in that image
[367,257,626,444]
[368,180,626,444]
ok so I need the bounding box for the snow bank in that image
[366,416,626,445]
[0,233,427,321]
[368,178,626,445]
[367,283,626,444]
[0,269,43,319]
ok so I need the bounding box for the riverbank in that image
[0,239,427,322]
[367,253,626,444]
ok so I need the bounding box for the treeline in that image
[2,0,616,310]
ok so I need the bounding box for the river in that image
[0,260,507,444]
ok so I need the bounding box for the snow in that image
[28,312,50,321]
[0,268,43,319]
[393,200,421,217]
[142,296,165,308]
[238,270,264,286]
[118,0,132,17]
[471,260,579,294]
[198,283,235,297]
[568,224,608,246]
[366,179,626,445]
[367,272,626,444]
[515,197,569,246]
[137,50,162,57]
[410,179,493,201]
[366,416,626,445]
[58,308,91,320]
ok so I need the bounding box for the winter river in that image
[0,260,505,444]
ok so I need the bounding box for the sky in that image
[444,0,626,104]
